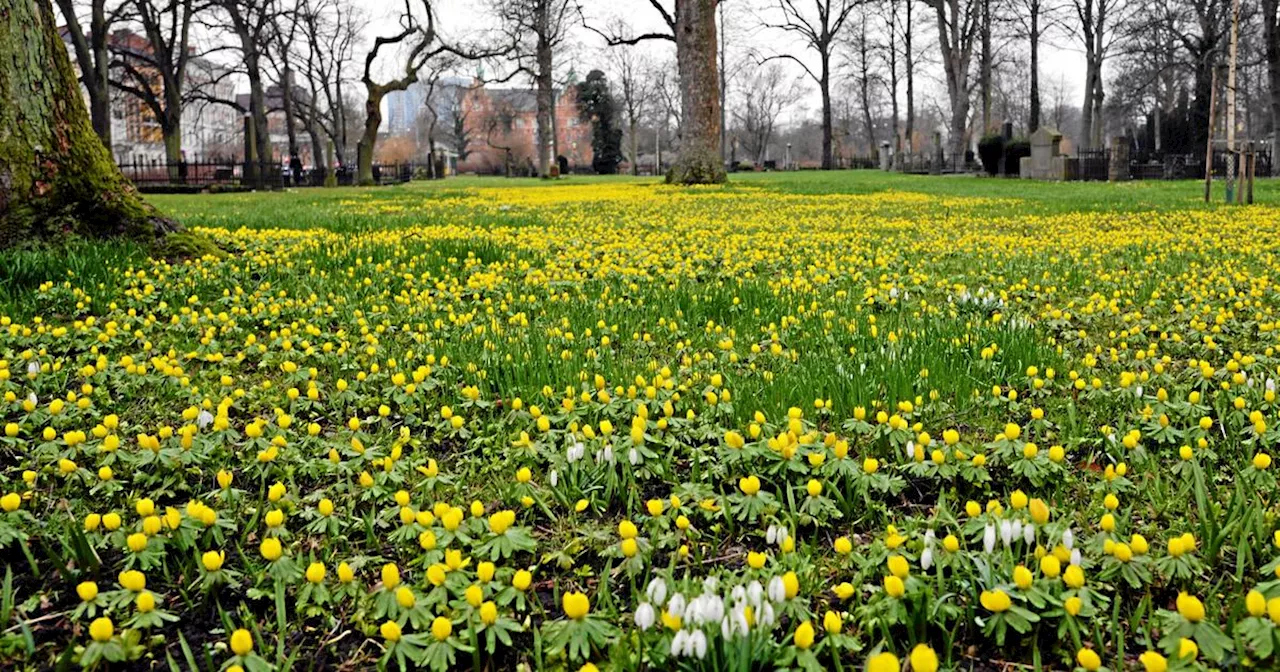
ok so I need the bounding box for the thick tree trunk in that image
[1,0,174,247]
[281,66,300,162]
[904,1,914,153]
[357,90,384,186]
[1081,60,1097,149]
[535,0,553,178]
[667,0,725,184]
[979,0,992,132]
[55,0,113,150]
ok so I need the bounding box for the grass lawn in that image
[1,170,1279,671]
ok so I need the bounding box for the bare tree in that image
[295,0,363,166]
[491,0,576,178]
[757,0,861,169]
[1007,0,1060,130]
[54,0,122,149]
[110,0,206,167]
[357,0,508,185]
[1071,0,1128,147]
[843,4,880,157]
[1265,0,1280,151]
[924,0,981,160]
[611,43,656,175]
[733,61,800,162]
[208,0,281,171]
[593,0,725,183]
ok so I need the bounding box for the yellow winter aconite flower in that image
[1,493,21,512]
[1178,638,1198,660]
[1076,648,1102,671]
[89,617,114,642]
[562,591,590,619]
[1139,651,1168,672]
[306,562,325,584]
[202,550,225,571]
[1176,592,1205,622]
[822,610,842,634]
[866,651,899,672]
[77,581,98,602]
[909,644,939,672]
[260,537,282,561]
[793,620,815,649]
[380,620,401,642]
[230,628,253,656]
[887,555,910,579]
[738,476,761,495]
[513,569,533,591]
[884,575,905,598]
[834,536,853,554]
[980,589,1011,612]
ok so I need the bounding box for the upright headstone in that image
[1002,121,1013,141]
[931,131,943,174]
[879,141,892,170]
[323,140,337,187]
[1023,127,1064,180]
[1109,136,1130,182]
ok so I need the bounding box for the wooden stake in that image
[1204,67,1217,203]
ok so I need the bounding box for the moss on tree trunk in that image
[0,0,178,249]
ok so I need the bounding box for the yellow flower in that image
[513,569,533,591]
[1,492,21,512]
[887,555,910,579]
[1029,498,1049,524]
[806,479,822,497]
[135,498,155,517]
[574,499,589,512]
[127,533,148,553]
[834,536,853,554]
[620,538,638,557]
[1176,592,1205,622]
[260,537,282,561]
[1178,638,1198,660]
[1077,647,1102,671]
[465,584,483,607]
[118,570,145,592]
[1064,564,1085,589]
[748,551,767,569]
[380,620,401,642]
[489,510,516,535]
[430,615,452,641]
[782,571,799,598]
[738,475,761,495]
[395,587,416,608]
[1065,597,1083,616]
[1040,555,1061,578]
[862,457,879,474]
[1247,590,1266,617]
[884,575,905,598]
[793,620,815,649]
[381,563,400,589]
[477,561,495,583]
[230,628,253,656]
[562,591,590,619]
[1139,651,1168,672]
[480,601,499,625]
[306,562,326,584]
[89,617,114,642]
[202,550,225,572]
[980,589,1011,612]
[910,644,939,672]
[77,581,99,602]
[136,591,156,613]
[619,519,638,539]
[822,610,842,634]
[866,651,899,672]
[1013,565,1033,590]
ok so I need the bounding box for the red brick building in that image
[458,82,592,174]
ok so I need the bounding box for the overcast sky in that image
[362,0,1087,129]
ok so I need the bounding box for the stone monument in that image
[1020,127,1067,180]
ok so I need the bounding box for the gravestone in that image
[1108,136,1130,182]
[1020,127,1066,180]
[931,131,943,174]
[879,141,892,170]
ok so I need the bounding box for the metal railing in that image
[117,158,428,191]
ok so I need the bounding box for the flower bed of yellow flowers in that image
[4,175,1280,671]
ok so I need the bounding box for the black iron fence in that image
[117,158,427,191]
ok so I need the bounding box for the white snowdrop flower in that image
[26,392,37,405]
[766,525,778,545]
[670,630,688,657]
[777,528,790,546]
[1062,528,1074,550]
[721,616,735,639]
[702,576,719,594]
[601,445,614,463]
[628,448,641,465]
[1135,385,1144,398]
[904,440,915,461]
[1011,520,1023,544]
[758,602,776,628]
[746,581,764,608]
[1070,549,1082,566]
[924,529,936,546]
[667,593,686,620]
[999,520,1013,547]
[689,630,707,659]
[1267,378,1276,393]
[646,578,668,606]
[920,546,934,571]
[983,525,997,554]
[730,585,746,604]
[767,576,787,603]
[197,410,214,428]
[634,603,656,630]
[1023,523,1035,545]
[697,594,724,624]
[27,362,40,376]
[548,470,558,487]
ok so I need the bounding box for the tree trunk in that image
[979,0,992,133]
[357,89,384,185]
[667,0,725,184]
[281,65,300,162]
[629,117,639,175]
[1,0,174,247]
[55,0,113,150]
[1265,0,1280,172]
[821,55,833,169]
[244,52,271,183]
[535,0,553,178]
[1081,59,1097,150]
[904,0,914,153]
[1029,2,1041,132]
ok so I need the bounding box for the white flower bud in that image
[634,603,656,630]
